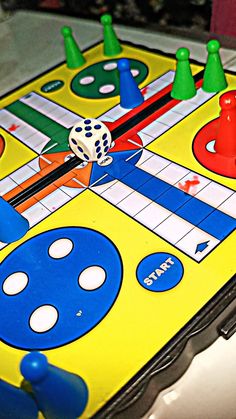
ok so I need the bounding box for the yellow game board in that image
[0,41,235,418]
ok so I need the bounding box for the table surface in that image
[0,10,236,419]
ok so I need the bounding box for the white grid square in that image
[159,71,175,83]
[48,107,67,119]
[173,101,198,115]
[91,179,117,195]
[135,202,171,230]
[154,214,193,244]
[0,110,20,128]
[14,124,37,140]
[148,79,169,93]
[195,182,234,208]
[10,165,37,185]
[28,158,41,172]
[117,191,151,216]
[59,185,85,198]
[139,154,170,176]
[176,227,220,261]
[157,110,182,127]
[175,172,211,196]
[157,163,190,185]
[138,131,154,146]
[218,193,236,218]
[141,120,168,138]
[191,89,215,106]
[0,177,18,196]
[21,93,48,109]
[22,202,51,227]
[101,181,133,205]
[40,102,58,113]
[25,133,51,153]
[40,188,71,211]
[105,105,128,120]
[59,113,82,128]
[134,149,152,166]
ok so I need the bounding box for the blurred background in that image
[1,0,236,44]
[0,0,212,31]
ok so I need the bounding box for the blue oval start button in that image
[136,252,184,292]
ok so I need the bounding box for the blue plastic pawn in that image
[117,58,144,109]
[20,352,89,419]
[0,379,38,419]
[0,197,29,243]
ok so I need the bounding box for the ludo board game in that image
[0,15,235,419]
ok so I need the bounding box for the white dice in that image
[69,118,112,162]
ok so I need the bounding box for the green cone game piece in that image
[171,48,196,100]
[202,40,227,93]
[100,14,122,57]
[61,26,85,69]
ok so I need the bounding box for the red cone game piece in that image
[193,90,236,178]
[215,91,236,157]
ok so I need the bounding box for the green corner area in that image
[71,58,148,99]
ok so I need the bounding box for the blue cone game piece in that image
[0,197,29,243]
[20,352,89,419]
[0,379,38,419]
[117,58,144,109]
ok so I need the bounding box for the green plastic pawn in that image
[171,48,196,100]
[202,40,227,93]
[100,14,122,57]
[61,26,85,69]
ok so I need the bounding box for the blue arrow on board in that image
[195,240,210,254]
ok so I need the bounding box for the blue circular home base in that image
[0,227,122,350]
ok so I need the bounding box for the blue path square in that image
[198,210,236,240]
[155,187,192,212]
[122,167,152,189]
[176,198,213,225]
[138,177,171,200]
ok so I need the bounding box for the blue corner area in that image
[0,227,122,350]
[136,252,184,292]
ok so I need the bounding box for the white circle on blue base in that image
[136,253,183,292]
[0,227,122,350]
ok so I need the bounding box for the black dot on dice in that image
[75,127,82,132]
[94,124,101,129]
[84,119,91,124]
[85,132,92,138]
[78,146,83,153]
[95,140,100,146]
[96,146,101,153]
[85,126,92,131]
[102,133,107,140]
[83,153,89,160]
[97,152,102,159]
[104,146,109,153]
[103,139,108,146]
[71,138,77,145]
